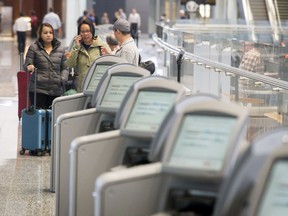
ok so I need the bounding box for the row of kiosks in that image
[54,61,152,216]
[93,97,288,216]
[248,145,288,216]
[67,77,189,216]
[51,55,128,192]
[213,128,288,216]
[93,95,250,216]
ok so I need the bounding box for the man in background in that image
[113,19,139,65]
[43,8,62,38]
[77,10,88,25]
[13,12,31,54]
[128,8,141,41]
[239,43,264,74]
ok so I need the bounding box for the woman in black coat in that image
[24,23,68,109]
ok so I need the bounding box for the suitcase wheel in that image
[37,151,44,157]
[29,150,44,157]
[19,149,25,155]
[29,150,36,156]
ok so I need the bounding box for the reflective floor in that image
[0,36,55,216]
[0,34,160,215]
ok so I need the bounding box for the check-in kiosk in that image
[94,97,249,216]
[55,63,150,216]
[50,55,128,192]
[69,77,187,216]
[212,128,288,216]
[248,145,288,216]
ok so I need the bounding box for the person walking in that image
[66,19,110,92]
[13,12,31,54]
[23,23,68,109]
[43,8,62,38]
[30,10,38,38]
[128,8,141,40]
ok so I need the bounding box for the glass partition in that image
[153,24,288,140]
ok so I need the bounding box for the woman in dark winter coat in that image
[24,23,68,109]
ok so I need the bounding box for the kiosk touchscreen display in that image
[256,159,288,216]
[124,91,177,132]
[168,115,237,171]
[100,76,140,108]
[86,64,111,92]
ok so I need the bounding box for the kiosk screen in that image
[86,64,111,92]
[100,76,140,108]
[125,91,176,132]
[256,159,288,216]
[168,115,237,171]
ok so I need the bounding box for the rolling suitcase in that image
[20,68,51,156]
[17,53,30,120]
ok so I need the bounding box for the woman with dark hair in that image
[66,19,110,92]
[24,23,68,109]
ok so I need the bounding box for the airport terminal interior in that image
[1,0,288,215]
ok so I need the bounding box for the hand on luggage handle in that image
[27,64,36,73]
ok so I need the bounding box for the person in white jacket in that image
[128,9,141,40]
[13,12,31,54]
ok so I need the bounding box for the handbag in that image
[139,60,155,75]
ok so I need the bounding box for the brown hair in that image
[37,23,54,39]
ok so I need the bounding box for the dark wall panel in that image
[1,0,47,23]
[94,0,126,24]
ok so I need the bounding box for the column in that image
[64,0,87,46]
[227,0,238,24]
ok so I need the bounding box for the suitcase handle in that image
[26,67,37,112]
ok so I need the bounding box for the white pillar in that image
[215,0,227,21]
[227,0,238,24]
[64,0,87,46]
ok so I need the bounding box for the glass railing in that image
[153,25,288,139]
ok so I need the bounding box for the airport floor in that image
[0,34,159,215]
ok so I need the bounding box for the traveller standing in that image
[102,19,139,65]
[23,23,68,109]
[101,12,110,24]
[66,20,110,92]
[88,10,99,26]
[13,12,31,54]
[106,33,119,53]
[77,10,88,25]
[43,8,62,38]
[118,8,127,20]
[239,43,264,74]
[128,8,141,40]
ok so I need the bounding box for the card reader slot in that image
[123,147,150,167]
[167,188,216,216]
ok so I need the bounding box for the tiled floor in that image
[0,35,55,215]
[0,33,160,215]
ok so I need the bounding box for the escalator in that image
[244,0,288,23]
[249,0,269,21]
[274,0,288,22]
[241,0,288,43]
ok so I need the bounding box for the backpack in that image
[138,55,155,74]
